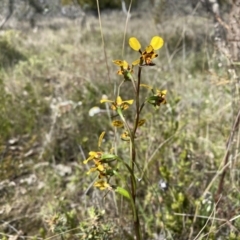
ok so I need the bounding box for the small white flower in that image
[89,106,101,117]
[101,94,108,100]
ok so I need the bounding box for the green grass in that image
[0,10,238,240]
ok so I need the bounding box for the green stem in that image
[133,67,142,135]
[139,101,146,115]
[130,66,142,240]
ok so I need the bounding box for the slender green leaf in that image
[101,153,117,160]
[116,187,131,200]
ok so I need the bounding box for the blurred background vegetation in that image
[0,0,240,239]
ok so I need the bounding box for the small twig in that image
[215,107,240,202]
[215,15,230,32]
[174,212,225,222]
[0,0,14,29]
[122,0,132,58]
[96,0,111,85]
[193,197,221,240]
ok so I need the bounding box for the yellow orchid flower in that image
[100,96,134,111]
[86,159,105,175]
[94,180,111,190]
[147,89,167,108]
[156,89,167,105]
[112,60,138,81]
[121,131,131,141]
[113,60,132,75]
[112,120,124,128]
[83,151,102,164]
[138,119,146,127]
[129,36,164,66]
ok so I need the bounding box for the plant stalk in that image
[130,66,142,240]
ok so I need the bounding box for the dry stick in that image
[174,213,225,222]
[193,197,221,240]
[215,107,240,201]
[176,211,240,232]
[122,0,132,58]
[215,15,230,32]
[95,0,111,85]
[0,0,14,29]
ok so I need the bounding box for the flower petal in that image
[94,180,111,190]
[112,120,124,127]
[83,151,97,164]
[156,89,167,95]
[121,103,130,110]
[87,167,97,174]
[116,96,123,106]
[122,60,129,69]
[132,59,140,66]
[129,37,141,51]
[140,84,153,90]
[98,132,105,148]
[151,53,158,59]
[121,131,131,141]
[123,99,134,105]
[145,45,154,53]
[111,105,117,110]
[97,164,104,171]
[113,60,129,69]
[162,90,167,95]
[100,99,113,103]
[150,36,164,50]
[113,60,124,66]
[117,70,123,75]
[138,119,146,127]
